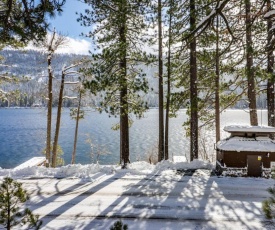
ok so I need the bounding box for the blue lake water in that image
[0,108,267,169]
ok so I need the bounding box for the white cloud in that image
[25,35,93,55]
[55,37,92,55]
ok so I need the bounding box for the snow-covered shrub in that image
[198,126,216,163]
[86,135,111,164]
[42,144,64,167]
[145,142,158,164]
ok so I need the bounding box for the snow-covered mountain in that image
[0,49,159,107]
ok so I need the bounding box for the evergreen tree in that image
[79,0,151,167]
[169,0,245,160]
[0,177,42,230]
[0,0,65,46]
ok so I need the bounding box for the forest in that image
[1,0,275,169]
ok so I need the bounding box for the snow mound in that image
[0,160,214,179]
[127,161,155,173]
[0,164,117,180]
[155,159,213,171]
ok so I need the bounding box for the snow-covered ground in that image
[0,160,274,230]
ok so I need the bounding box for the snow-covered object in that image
[127,161,155,172]
[217,136,275,152]
[154,159,213,172]
[173,156,187,162]
[2,166,272,229]
[0,161,214,179]
[14,157,46,170]
[224,125,275,133]
[1,160,272,229]
[0,164,117,180]
[264,9,275,18]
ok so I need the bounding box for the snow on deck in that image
[224,125,275,133]
[0,161,273,229]
[14,157,46,170]
[217,136,275,152]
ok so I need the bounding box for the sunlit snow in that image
[0,161,274,230]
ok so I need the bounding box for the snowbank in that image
[0,160,214,180]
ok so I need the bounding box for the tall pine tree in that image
[79,0,151,167]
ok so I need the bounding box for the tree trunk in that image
[45,31,57,167]
[165,0,173,161]
[245,0,258,126]
[158,0,164,162]
[190,0,198,161]
[71,90,82,164]
[215,16,220,143]
[120,87,129,167]
[267,0,274,136]
[46,40,54,167]
[52,70,65,168]
[119,3,129,168]
[46,66,53,167]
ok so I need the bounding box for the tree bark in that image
[46,32,56,167]
[120,86,129,167]
[267,0,274,136]
[119,2,130,168]
[190,0,198,161]
[158,0,164,162]
[52,70,65,168]
[71,90,82,164]
[215,16,220,143]
[245,0,258,126]
[165,0,173,160]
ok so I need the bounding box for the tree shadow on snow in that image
[25,169,273,230]
[27,172,122,228]
[79,169,270,230]
[76,169,229,230]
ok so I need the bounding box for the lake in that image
[0,108,268,169]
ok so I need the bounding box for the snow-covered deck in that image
[14,157,46,170]
[0,161,273,229]
[13,169,275,229]
[217,136,275,152]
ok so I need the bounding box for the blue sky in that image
[39,0,94,54]
[48,0,89,39]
